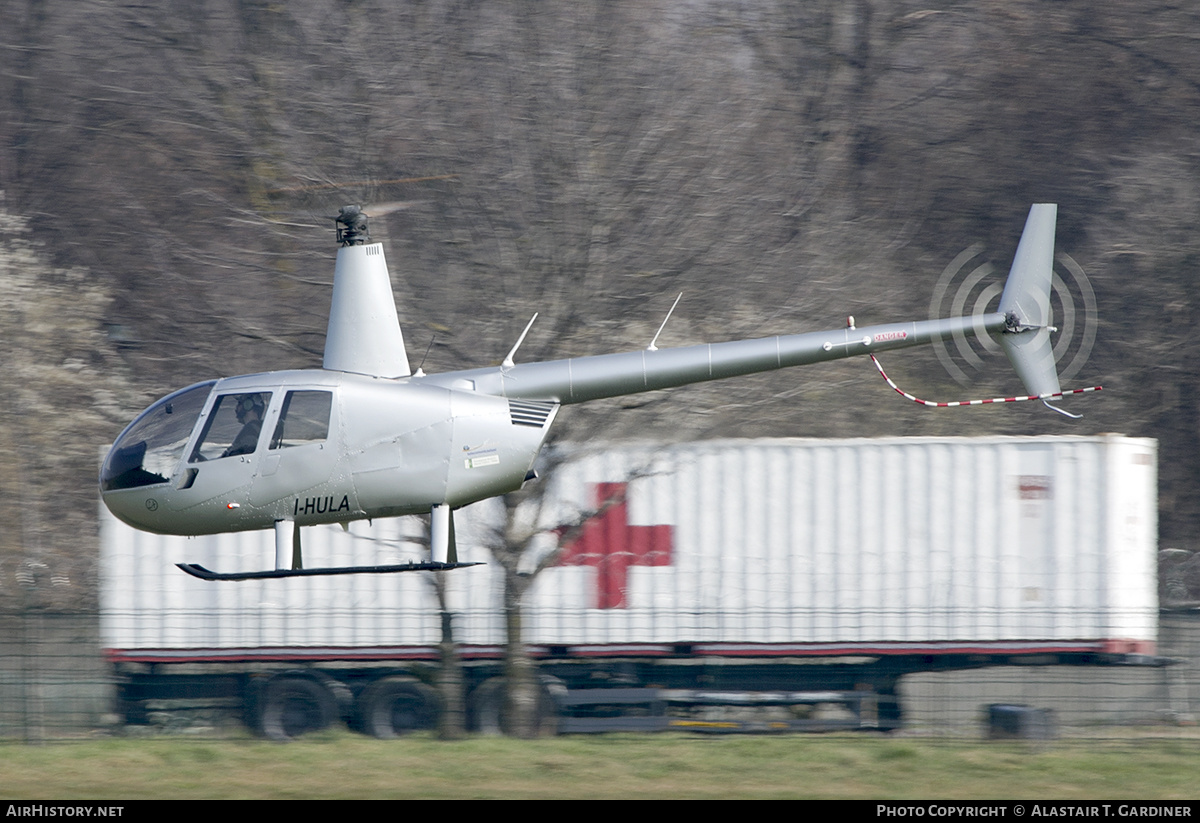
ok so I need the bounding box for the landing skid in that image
[177,561,483,581]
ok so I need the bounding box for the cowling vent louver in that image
[509,399,557,428]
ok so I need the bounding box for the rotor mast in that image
[323,205,412,378]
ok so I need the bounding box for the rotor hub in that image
[334,205,369,246]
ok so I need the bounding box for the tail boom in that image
[419,204,1093,415]
[425,312,1008,405]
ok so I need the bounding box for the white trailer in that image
[100,435,1159,736]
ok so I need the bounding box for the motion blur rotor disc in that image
[930,245,1097,386]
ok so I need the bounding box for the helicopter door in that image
[167,391,273,511]
[249,389,340,517]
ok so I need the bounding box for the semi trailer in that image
[100,435,1159,738]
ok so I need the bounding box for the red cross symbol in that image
[557,482,674,609]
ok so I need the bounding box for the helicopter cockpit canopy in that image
[100,381,215,492]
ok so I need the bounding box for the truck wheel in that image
[355,677,438,739]
[468,675,564,736]
[872,680,904,732]
[258,675,337,741]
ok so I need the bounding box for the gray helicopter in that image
[100,204,1097,580]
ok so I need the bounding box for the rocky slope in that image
[2,0,1198,606]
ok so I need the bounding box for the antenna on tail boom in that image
[648,293,683,352]
[503,314,539,368]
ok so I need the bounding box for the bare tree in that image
[467,437,667,738]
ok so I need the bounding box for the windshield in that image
[100,381,215,491]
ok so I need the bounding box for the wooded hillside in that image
[2,1,1198,607]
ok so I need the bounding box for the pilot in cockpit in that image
[222,394,266,458]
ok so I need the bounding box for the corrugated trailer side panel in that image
[100,436,1157,654]
[1104,437,1159,648]
[101,513,467,650]
[518,436,1157,648]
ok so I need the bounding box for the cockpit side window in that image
[270,391,332,449]
[189,392,272,462]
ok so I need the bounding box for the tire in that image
[467,675,564,736]
[355,677,438,739]
[257,675,338,741]
[467,677,506,736]
[871,680,904,732]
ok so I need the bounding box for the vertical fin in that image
[998,204,1061,398]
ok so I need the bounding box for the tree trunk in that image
[502,568,540,739]
[436,608,466,740]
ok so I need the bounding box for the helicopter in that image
[99,203,1099,580]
